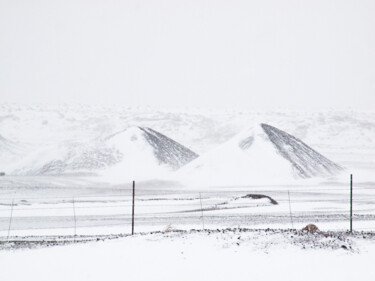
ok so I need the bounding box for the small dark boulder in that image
[302,224,319,232]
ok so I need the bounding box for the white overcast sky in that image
[0,0,374,110]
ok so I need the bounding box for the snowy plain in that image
[1,230,375,281]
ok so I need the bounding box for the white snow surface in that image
[1,230,375,281]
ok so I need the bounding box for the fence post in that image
[350,174,353,233]
[7,199,14,242]
[287,191,294,229]
[132,181,135,235]
[73,198,77,241]
[199,193,205,231]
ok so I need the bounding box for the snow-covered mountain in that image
[178,123,343,185]
[0,134,19,155]
[11,141,122,175]
[1,104,374,182]
[102,127,198,180]
[9,127,198,178]
[0,134,26,173]
[107,127,198,169]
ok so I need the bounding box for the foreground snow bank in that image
[0,229,374,281]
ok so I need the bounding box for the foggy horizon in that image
[1,0,374,110]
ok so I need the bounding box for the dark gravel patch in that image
[1,228,374,252]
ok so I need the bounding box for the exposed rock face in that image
[261,124,343,178]
[139,127,198,170]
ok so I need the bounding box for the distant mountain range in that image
[1,117,344,183]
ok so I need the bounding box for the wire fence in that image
[0,184,374,240]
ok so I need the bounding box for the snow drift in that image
[178,123,343,185]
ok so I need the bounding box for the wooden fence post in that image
[132,181,135,235]
[287,190,294,229]
[350,174,353,233]
[199,193,205,231]
[73,198,77,241]
[7,199,14,241]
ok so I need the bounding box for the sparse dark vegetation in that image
[2,228,374,252]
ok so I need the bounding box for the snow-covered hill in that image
[178,123,343,185]
[10,140,122,176]
[0,133,27,173]
[7,126,198,179]
[106,127,198,170]
[0,134,20,157]
[101,126,198,180]
[0,104,373,182]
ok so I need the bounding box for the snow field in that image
[0,179,374,237]
[1,229,375,281]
